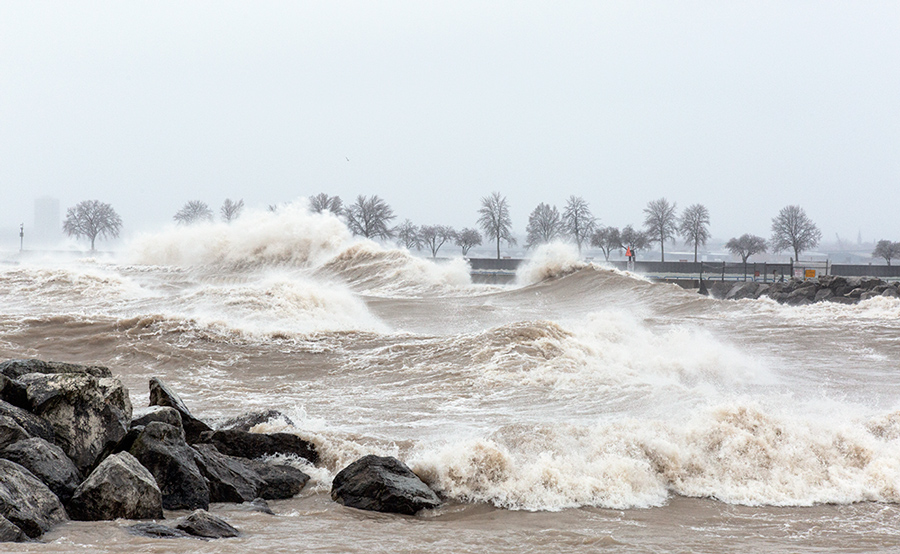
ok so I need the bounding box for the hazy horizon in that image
[2,2,898,248]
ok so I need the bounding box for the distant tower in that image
[34,197,61,246]
[857,229,862,246]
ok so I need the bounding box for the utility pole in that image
[19,224,23,252]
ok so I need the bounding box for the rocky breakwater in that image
[710,276,900,306]
[0,358,319,542]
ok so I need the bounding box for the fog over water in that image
[2,3,900,552]
[1,1,898,247]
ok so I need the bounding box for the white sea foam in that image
[410,401,900,511]
[160,272,388,336]
[128,201,352,268]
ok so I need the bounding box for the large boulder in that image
[0,459,67,538]
[148,378,211,443]
[67,452,163,521]
[199,429,318,465]
[218,409,294,432]
[17,372,132,474]
[130,406,183,430]
[175,509,240,539]
[0,416,30,450]
[192,444,265,503]
[126,522,191,539]
[243,459,310,500]
[814,288,834,303]
[331,455,440,515]
[0,375,27,409]
[0,359,111,380]
[1,438,82,503]
[0,400,55,443]
[128,422,209,511]
[0,514,25,543]
[726,282,762,301]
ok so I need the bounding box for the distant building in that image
[33,197,61,246]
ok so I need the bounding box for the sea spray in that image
[409,402,900,511]
[515,242,587,285]
[128,201,352,268]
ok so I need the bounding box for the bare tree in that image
[562,196,597,254]
[419,225,456,258]
[395,219,421,250]
[620,225,651,260]
[220,198,244,222]
[643,198,678,262]
[309,193,343,215]
[525,203,563,249]
[726,234,768,281]
[267,204,279,213]
[344,195,396,239]
[873,240,900,266]
[770,205,821,261]
[174,201,214,225]
[590,226,621,261]
[62,200,122,251]
[478,191,516,259]
[455,228,482,256]
[678,203,710,262]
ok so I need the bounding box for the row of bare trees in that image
[58,193,825,265]
[173,199,244,224]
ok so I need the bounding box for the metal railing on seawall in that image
[466,258,900,287]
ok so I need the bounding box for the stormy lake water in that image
[2,208,900,553]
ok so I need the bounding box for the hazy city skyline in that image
[2,2,898,247]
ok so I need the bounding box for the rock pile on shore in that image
[710,276,900,306]
[0,358,443,543]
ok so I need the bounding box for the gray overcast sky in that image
[1,1,898,245]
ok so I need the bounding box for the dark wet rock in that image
[0,514,26,543]
[331,455,441,515]
[148,378,211,443]
[245,497,274,515]
[17,373,132,474]
[0,416,30,450]
[0,359,111,380]
[67,452,163,521]
[0,375,27,409]
[1,438,82,503]
[708,281,733,299]
[218,409,295,432]
[859,277,886,290]
[131,406,183,430]
[192,443,264,503]
[199,429,318,465]
[847,287,866,299]
[94,425,145,466]
[814,288,834,302]
[0,401,55,443]
[243,459,310,500]
[882,287,900,298]
[827,295,858,305]
[817,275,843,289]
[126,522,191,539]
[128,422,209,511]
[0,459,67,539]
[768,292,790,304]
[175,509,240,539]
[727,282,762,300]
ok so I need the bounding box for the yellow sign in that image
[805,269,816,279]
